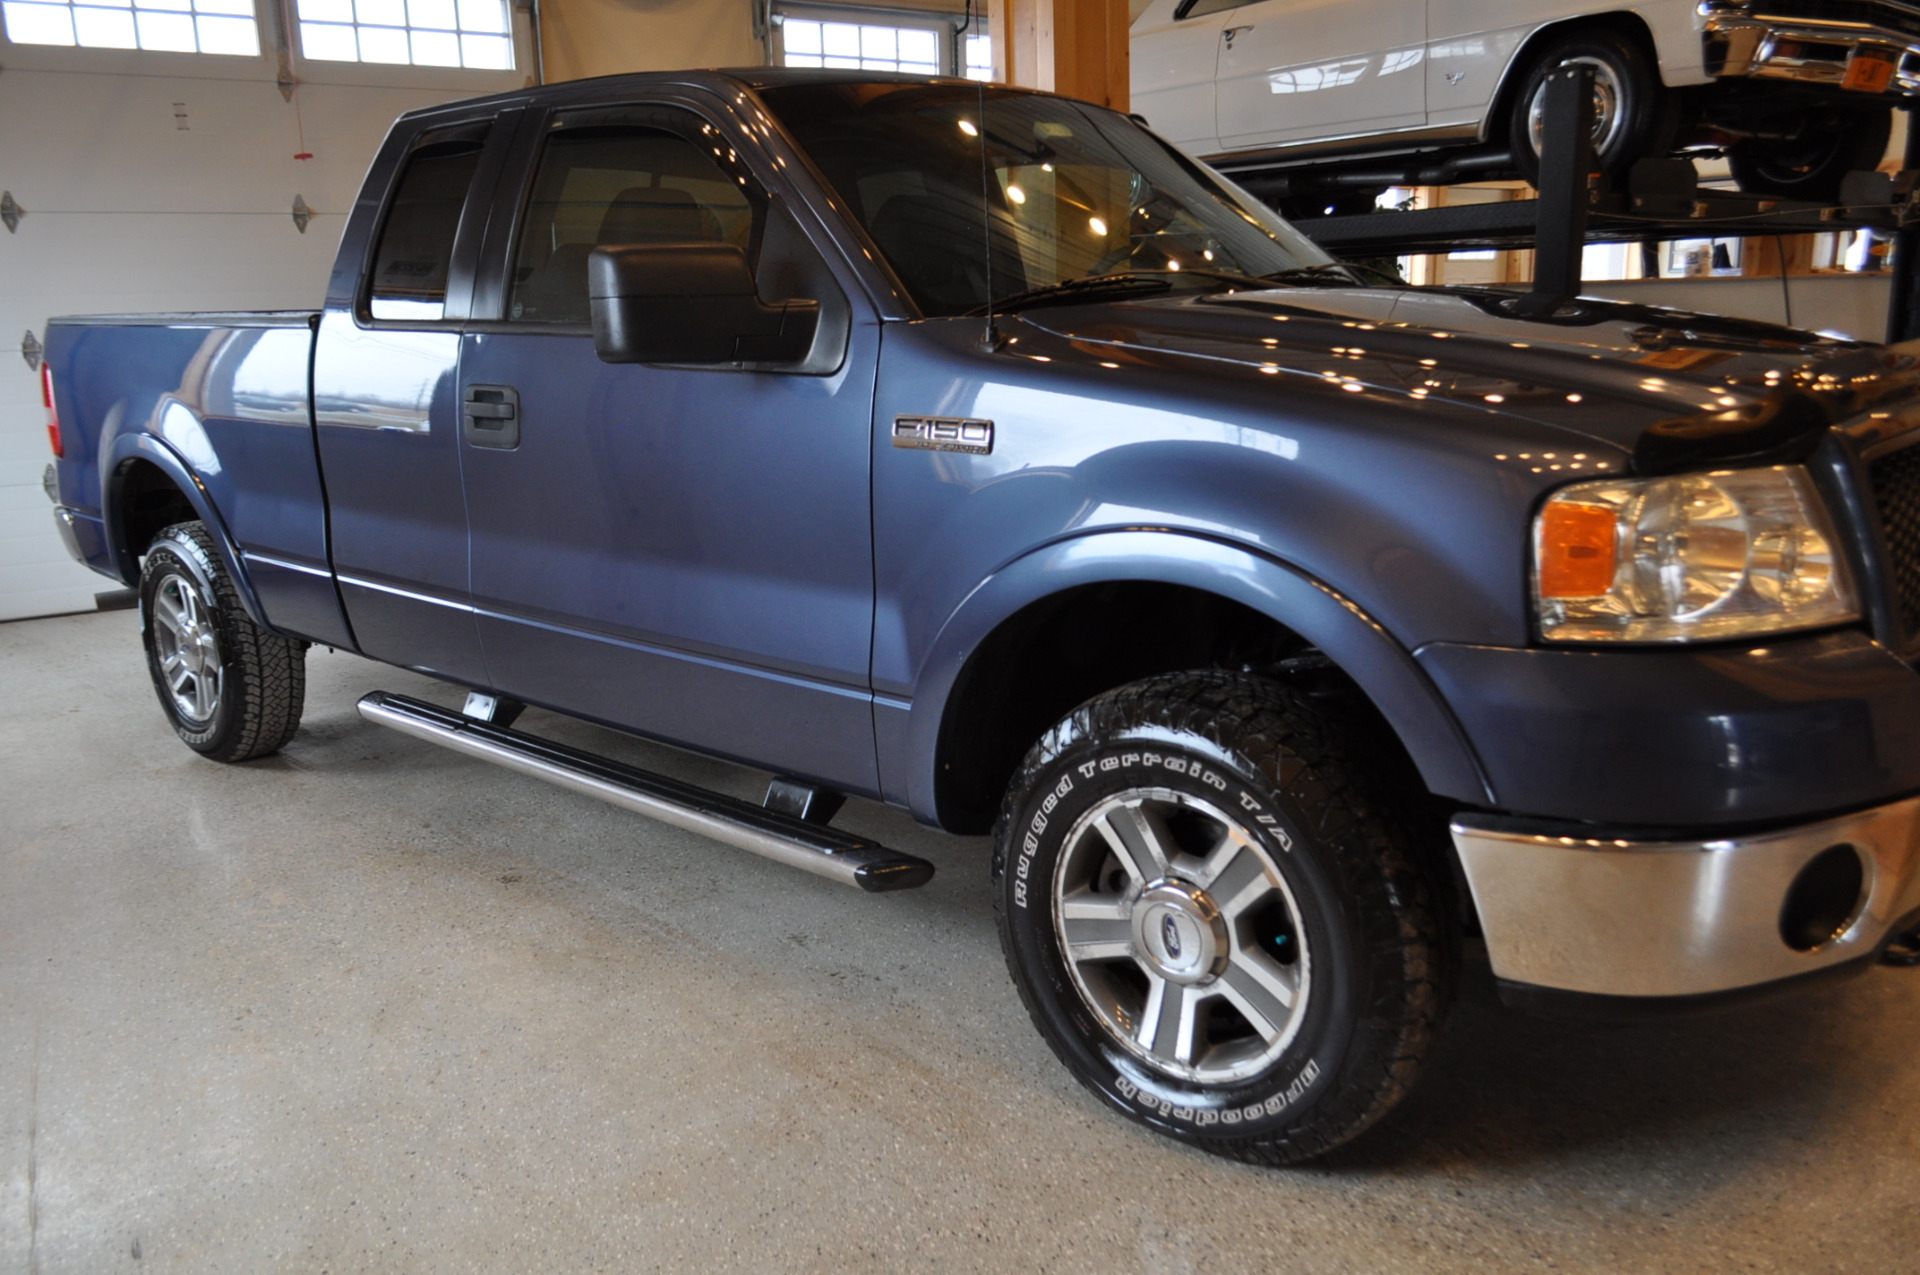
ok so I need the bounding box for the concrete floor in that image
[3,610,1917,1273]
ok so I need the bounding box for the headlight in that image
[1533,465,1858,643]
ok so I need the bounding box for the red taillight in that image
[42,362,63,458]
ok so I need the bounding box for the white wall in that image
[0,20,534,620]
[3,0,783,621]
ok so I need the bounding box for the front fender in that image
[899,530,1494,826]
[103,423,270,628]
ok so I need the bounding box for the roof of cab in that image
[393,67,992,125]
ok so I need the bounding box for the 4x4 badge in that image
[892,415,993,455]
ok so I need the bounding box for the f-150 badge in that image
[892,415,994,455]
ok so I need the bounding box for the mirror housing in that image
[588,243,820,365]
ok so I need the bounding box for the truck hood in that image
[1016,284,1920,473]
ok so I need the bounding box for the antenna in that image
[974,22,1004,353]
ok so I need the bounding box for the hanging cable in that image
[281,0,312,159]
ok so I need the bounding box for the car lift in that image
[1253,65,1920,343]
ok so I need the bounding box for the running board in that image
[357,691,934,892]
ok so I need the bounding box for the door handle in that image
[1223,25,1252,48]
[462,384,520,450]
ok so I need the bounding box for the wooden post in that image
[985,0,1130,113]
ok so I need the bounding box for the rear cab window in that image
[365,120,496,323]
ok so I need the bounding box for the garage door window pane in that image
[780,16,948,76]
[72,6,137,45]
[410,26,458,64]
[299,18,354,57]
[298,0,512,67]
[408,0,452,29]
[358,21,408,61]
[195,11,252,51]
[3,0,259,53]
[136,9,196,48]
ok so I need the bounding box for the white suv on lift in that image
[1132,0,1919,206]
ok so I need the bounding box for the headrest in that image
[599,185,718,245]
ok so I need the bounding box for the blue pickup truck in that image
[38,69,1920,1165]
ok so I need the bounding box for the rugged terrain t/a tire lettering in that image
[991,670,1451,1165]
[139,521,307,763]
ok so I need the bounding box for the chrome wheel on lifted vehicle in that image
[994,671,1452,1166]
[1507,28,1672,184]
[140,520,307,763]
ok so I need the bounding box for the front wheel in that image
[992,671,1451,1165]
[1507,28,1672,184]
[140,521,306,762]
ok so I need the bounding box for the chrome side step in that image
[357,691,934,892]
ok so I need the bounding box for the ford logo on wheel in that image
[1162,914,1183,959]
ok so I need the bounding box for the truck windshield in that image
[759,81,1335,317]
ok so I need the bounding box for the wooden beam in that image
[985,0,1130,113]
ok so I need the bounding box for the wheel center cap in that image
[1132,880,1228,985]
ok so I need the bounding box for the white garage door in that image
[0,1,529,620]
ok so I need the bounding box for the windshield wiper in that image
[967,269,1256,316]
[1259,262,1401,287]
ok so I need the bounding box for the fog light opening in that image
[1779,844,1867,953]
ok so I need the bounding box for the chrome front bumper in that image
[1452,795,1920,999]
[1704,5,1920,93]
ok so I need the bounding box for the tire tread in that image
[991,670,1450,1166]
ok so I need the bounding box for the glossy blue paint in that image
[42,315,347,644]
[40,70,1920,846]
[312,314,484,680]
[457,320,883,795]
[877,526,1493,821]
[1418,632,1920,826]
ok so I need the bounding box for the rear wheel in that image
[140,521,306,762]
[1507,28,1673,184]
[992,671,1451,1165]
[1728,104,1892,203]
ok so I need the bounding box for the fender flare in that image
[904,530,1495,826]
[102,427,271,629]
[1476,11,1670,145]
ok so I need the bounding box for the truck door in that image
[1214,0,1428,151]
[313,110,519,683]
[456,101,881,796]
[1131,0,1237,155]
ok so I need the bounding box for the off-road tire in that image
[1508,27,1674,184]
[140,521,306,762]
[991,670,1451,1165]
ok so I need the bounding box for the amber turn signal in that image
[1537,501,1617,598]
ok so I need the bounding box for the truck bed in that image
[44,310,345,645]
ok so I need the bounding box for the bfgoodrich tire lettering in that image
[140,521,307,763]
[992,671,1450,1165]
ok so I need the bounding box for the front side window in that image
[367,130,488,321]
[2,0,258,54]
[761,83,1331,317]
[507,120,756,324]
[297,0,513,68]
